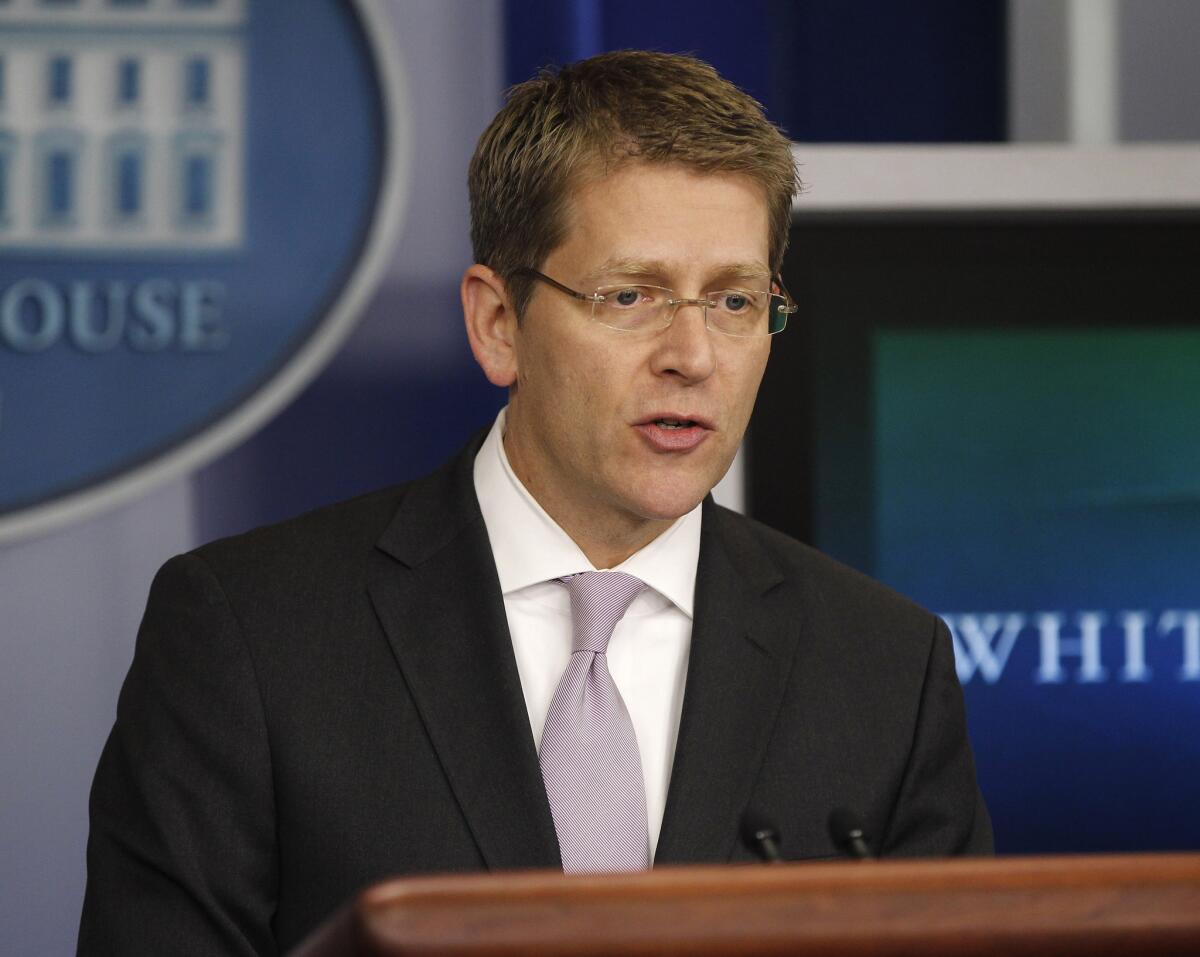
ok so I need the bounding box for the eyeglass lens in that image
[594,285,787,336]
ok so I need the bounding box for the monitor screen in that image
[750,216,1200,853]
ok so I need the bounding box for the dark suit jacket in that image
[79,436,991,956]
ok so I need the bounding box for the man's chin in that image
[630,461,735,518]
[625,487,710,524]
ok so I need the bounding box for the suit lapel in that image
[655,500,799,864]
[366,442,561,870]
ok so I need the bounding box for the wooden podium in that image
[292,853,1200,956]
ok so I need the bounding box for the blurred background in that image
[2,1,1198,953]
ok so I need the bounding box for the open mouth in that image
[635,415,712,452]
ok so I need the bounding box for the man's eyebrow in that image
[716,262,774,286]
[582,258,772,286]
[582,258,668,283]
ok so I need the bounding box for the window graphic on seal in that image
[0,0,246,251]
[0,0,409,541]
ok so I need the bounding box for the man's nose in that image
[651,301,717,382]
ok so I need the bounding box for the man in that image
[80,51,991,956]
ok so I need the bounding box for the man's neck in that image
[502,433,675,570]
[518,478,674,570]
[570,517,675,571]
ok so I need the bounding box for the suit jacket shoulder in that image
[708,501,940,624]
[81,441,560,956]
[659,501,992,864]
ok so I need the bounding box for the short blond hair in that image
[468,50,799,317]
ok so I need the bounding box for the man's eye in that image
[721,293,750,312]
[613,288,643,307]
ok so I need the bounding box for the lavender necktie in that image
[540,571,651,873]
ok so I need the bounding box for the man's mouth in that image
[638,412,714,430]
[634,414,713,452]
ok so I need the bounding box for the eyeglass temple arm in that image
[774,275,800,314]
[512,267,604,304]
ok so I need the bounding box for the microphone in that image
[827,807,873,860]
[739,809,784,863]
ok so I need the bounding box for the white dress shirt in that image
[473,409,700,860]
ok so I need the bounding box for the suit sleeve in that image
[880,615,994,856]
[78,553,279,957]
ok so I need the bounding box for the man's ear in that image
[462,264,519,388]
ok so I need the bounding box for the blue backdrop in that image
[190,2,1196,858]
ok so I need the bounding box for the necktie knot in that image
[560,571,646,654]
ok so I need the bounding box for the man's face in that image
[502,162,773,553]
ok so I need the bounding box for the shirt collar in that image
[473,408,700,618]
